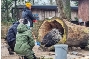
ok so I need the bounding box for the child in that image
[14,23,36,59]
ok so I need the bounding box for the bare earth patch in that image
[1,39,89,59]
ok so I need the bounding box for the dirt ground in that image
[1,39,89,59]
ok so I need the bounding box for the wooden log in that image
[63,19,89,48]
[38,17,89,51]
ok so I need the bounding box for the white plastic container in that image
[54,44,68,59]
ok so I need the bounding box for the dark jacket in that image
[6,21,20,42]
[22,7,35,27]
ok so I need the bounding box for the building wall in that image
[32,9,45,20]
[44,10,56,18]
[18,9,78,20]
[78,0,89,21]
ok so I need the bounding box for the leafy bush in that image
[74,17,78,21]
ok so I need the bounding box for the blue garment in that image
[6,21,20,42]
[22,7,35,27]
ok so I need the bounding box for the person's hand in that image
[19,19,24,24]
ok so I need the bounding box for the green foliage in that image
[1,0,13,11]
[45,18,51,20]
[15,0,36,5]
[1,18,15,23]
[1,0,13,21]
[74,1,78,6]
[74,17,78,21]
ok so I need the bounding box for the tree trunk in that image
[55,0,71,21]
[37,18,89,51]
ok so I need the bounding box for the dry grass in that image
[1,22,12,39]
